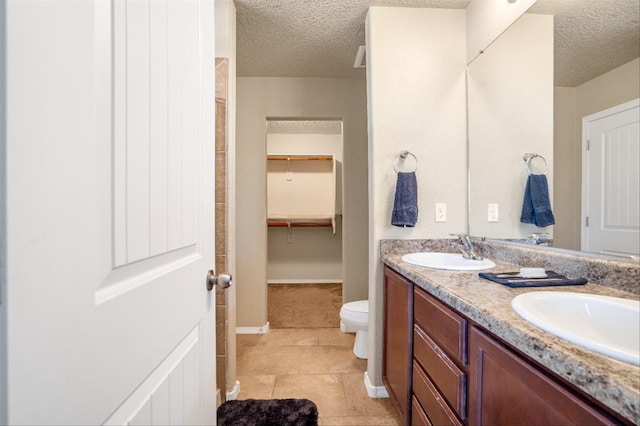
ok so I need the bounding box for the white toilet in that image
[340,300,369,359]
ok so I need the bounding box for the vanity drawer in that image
[414,326,466,419]
[411,396,433,426]
[413,360,463,426]
[414,287,468,364]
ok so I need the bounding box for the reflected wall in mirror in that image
[468,0,640,257]
[465,0,537,64]
[468,13,554,241]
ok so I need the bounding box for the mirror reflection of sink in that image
[512,291,640,365]
[401,252,496,271]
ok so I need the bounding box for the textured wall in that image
[236,77,368,328]
[366,7,467,387]
[575,58,640,121]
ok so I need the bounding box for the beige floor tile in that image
[237,344,303,376]
[263,328,320,346]
[236,375,276,400]
[317,328,356,347]
[237,328,319,351]
[235,324,403,425]
[272,374,350,418]
[299,346,367,375]
[341,373,399,417]
[236,333,271,348]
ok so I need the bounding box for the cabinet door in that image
[468,326,617,425]
[383,267,413,423]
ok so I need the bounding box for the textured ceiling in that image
[235,0,639,87]
[235,0,470,79]
[530,0,639,86]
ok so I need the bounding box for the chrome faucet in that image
[450,233,483,260]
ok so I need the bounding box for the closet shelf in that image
[267,216,334,228]
[267,153,337,235]
[267,155,333,161]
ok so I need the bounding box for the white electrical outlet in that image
[435,203,447,222]
[488,203,499,222]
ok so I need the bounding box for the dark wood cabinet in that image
[383,267,413,424]
[414,288,467,364]
[413,286,467,425]
[412,396,433,426]
[382,266,629,426]
[468,326,619,426]
[413,360,463,426]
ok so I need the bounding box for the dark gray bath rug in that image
[217,398,319,426]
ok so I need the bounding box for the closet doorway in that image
[265,119,344,328]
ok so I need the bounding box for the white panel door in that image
[582,99,640,257]
[4,1,216,424]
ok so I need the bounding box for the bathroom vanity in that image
[381,240,639,425]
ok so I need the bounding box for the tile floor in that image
[236,328,401,425]
[236,284,400,424]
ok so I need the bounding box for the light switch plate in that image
[435,203,447,222]
[488,203,499,222]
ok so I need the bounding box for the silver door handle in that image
[206,270,232,291]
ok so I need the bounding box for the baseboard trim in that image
[236,322,270,334]
[267,279,343,285]
[226,380,240,401]
[364,371,389,399]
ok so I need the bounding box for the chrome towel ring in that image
[393,150,418,173]
[523,153,548,175]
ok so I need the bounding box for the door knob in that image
[206,270,232,291]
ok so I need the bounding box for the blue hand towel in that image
[520,174,555,227]
[392,171,418,227]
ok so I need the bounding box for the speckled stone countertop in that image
[380,239,640,424]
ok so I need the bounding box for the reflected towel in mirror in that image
[520,174,555,227]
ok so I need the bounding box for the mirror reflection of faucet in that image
[525,233,548,245]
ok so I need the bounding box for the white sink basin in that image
[401,252,496,271]
[512,291,640,365]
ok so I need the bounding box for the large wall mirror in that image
[468,0,640,257]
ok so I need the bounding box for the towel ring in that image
[523,153,548,175]
[393,150,418,173]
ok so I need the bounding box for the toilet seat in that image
[340,300,368,326]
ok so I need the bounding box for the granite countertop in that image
[380,240,640,424]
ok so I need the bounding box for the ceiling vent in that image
[353,45,366,68]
